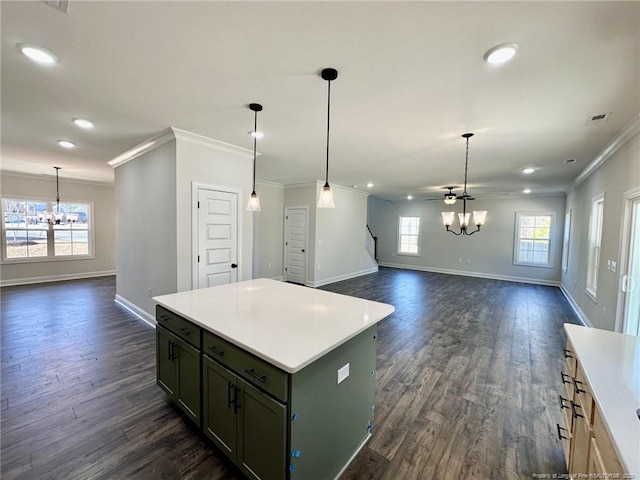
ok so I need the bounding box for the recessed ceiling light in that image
[484,43,519,65]
[522,167,535,174]
[249,130,264,139]
[366,182,374,188]
[351,185,358,188]
[58,140,75,149]
[73,118,94,129]
[407,195,413,200]
[523,189,531,194]
[18,44,58,65]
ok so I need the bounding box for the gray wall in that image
[368,194,566,285]
[0,172,115,285]
[253,180,284,280]
[114,140,178,316]
[562,130,640,330]
[283,182,378,287]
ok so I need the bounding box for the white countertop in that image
[564,324,640,478]
[153,278,395,374]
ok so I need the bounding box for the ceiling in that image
[2,1,639,202]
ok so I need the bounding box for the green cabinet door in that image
[157,325,201,426]
[237,377,287,480]
[175,339,201,425]
[156,327,177,396]
[203,356,238,457]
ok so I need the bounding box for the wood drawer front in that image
[564,340,577,377]
[573,364,593,422]
[203,330,240,367]
[156,306,202,349]
[203,331,289,403]
[592,407,624,474]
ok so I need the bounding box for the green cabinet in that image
[203,355,287,480]
[156,305,378,480]
[156,325,201,426]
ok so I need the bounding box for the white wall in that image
[562,129,640,330]
[174,129,254,291]
[0,172,115,286]
[314,183,378,286]
[368,194,566,285]
[283,182,378,287]
[253,180,284,280]
[113,140,178,317]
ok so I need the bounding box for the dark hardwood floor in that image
[1,268,578,479]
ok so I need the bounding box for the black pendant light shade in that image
[246,103,262,212]
[317,68,338,208]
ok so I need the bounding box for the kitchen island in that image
[153,278,395,480]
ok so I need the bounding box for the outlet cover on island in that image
[337,363,350,384]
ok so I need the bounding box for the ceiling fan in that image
[424,186,475,203]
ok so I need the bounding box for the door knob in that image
[301,249,305,253]
[231,263,238,268]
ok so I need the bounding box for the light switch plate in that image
[337,363,350,384]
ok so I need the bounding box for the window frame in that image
[1,196,95,264]
[513,212,555,268]
[397,215,421,256]
[585,194,605,302]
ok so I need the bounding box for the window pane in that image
[5,230,27,258]
[520,216,534,228]
[520,227,534,239]
[535,216,550,228]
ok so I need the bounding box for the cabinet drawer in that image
[564,340,577,377]
[203,330,239,367]
[156,306,202,349]
[233,351,288,403]
[573,364,593,422]
[203,330,289,403]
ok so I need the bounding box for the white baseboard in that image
[378,262,560,287]
[308,266,379,288]
[0,270,116,287]
[559,284,593,327]
[114,294,156,328]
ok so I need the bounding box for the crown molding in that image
[172,127,254,159]
[568,113,640,191]
[256,179,284,188]
[108,128,175,168]
[0,169,114,187]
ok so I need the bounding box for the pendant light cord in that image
[55,166,61,213]
[324,79,331,186]
[463,136,469,196]
[252,110,257,194]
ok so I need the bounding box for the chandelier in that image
[441,133,487,236]
[38,167,78,225]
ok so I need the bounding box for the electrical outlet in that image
[268,262,272,268]
[337,363,350,384]
[318,240,324,246]
[147,287,152,297]
[611,261,617,272]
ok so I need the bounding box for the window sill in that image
[2,254,95,265]
[513,261,554,269]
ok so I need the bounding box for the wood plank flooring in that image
[1,268,578,479]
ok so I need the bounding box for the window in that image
[2,198,92,262]
[586,194,605,301]
[398,216,420,255]
[514,213,554,267]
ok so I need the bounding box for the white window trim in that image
[1,198,95,264]
[513,212,555,268]
[585,193,605,302]
[397,214,421,256]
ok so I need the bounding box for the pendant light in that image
[317,67,338,209]
[246,103,262,212]
[38,167,77,225]
[441,133,487,236]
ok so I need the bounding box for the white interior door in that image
[619,193,640,336]
[197,188,238,288]
[284,207,307,285]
